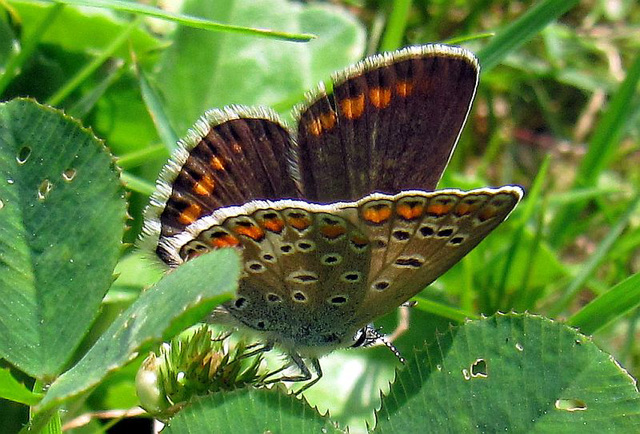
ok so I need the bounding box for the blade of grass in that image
[548,187,622,206]
[116,144,167,170]
[549,192,640,316]
[413,296,479,323]
[549,53,640,245]
[135,65,180,152]
[68,59,127,119]
[379,0,412,52]
[49,0,314,42]
[568,272,640,335]
[460,253,475,313]
[518,197,548,310]
[121,172,155,196]
[477,0,580,72]
[46,17,141,106]
[0,4,64,96]
[496,155,550,309]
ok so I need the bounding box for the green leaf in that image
[9,1,162,59]
[0,98,126,379]
[37,248,240,411]
[155,0,366,135]
[164,388,342,434]
[568,273,640,335]
[374,313,640,432]
[0,368,42,406]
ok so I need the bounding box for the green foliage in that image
[0,0,638,432]
[0,99,126,379]
[376,313,640,432]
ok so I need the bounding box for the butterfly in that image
[143,44,523,392]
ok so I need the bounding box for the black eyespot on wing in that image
[395,257,424,268]
[234,297,247,309]
[293,291,307,302]
[392,229,411,241]
[437,228,454,237]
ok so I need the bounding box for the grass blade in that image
[549,192,640,316]
[568,272,640,335]
[478,0,580,71]
[49,0,315,42]
[549,53,640,245]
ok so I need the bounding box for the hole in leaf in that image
[37,179,53,201]
[17,146,31,164]
[62,168,77,182]
[470,358,487,378]
[555,399,587,412]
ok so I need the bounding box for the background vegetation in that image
[0,0,638,432]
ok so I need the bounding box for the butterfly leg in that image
[236,342,273,360]
[260,354,322,394]
[292,357,322,395]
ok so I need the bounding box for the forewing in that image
[294,44,479,201]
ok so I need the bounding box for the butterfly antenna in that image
[371,327,405,364]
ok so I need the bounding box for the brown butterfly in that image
[143,44,523,392]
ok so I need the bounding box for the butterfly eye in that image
[350,325,379,348]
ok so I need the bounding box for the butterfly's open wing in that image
[348,186,523,325]
[294,44,479,202]
[144,107,300,264]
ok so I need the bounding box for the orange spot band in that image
[396,81,414,97]
[397,203,424,220]
[426,203,453,217]
[233,224,265,241]
[262,217,285,233]
[362,206,392,224]
[211,156,225,171]
[178,203,202,225]
[478,206,498,222]
[288,216,311,231]
[370,87,391,109]
[320,224,347,239]
[193,175,215,195]
[340,94,365,119]
[211,234,240,248]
